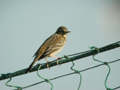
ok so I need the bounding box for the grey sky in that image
[0,0,120,90]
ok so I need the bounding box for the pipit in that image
[26,26,70,73]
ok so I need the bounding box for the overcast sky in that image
[0,0,120,90]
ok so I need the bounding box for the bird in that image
[26,26,70,73]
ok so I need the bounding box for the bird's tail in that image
[25,58,38,73]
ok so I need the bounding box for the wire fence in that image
[0,41,120,90]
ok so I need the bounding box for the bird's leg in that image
[45,57,50,69]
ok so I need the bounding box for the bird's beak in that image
[66,31,71,33]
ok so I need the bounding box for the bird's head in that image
[56,26,70,35]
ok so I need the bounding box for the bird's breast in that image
[49,37,66,57]
[49,45,65,57]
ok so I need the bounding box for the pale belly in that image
[49,45,65,57]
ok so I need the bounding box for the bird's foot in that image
[56,57,62,65]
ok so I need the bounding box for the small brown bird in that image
[26,26,70,73]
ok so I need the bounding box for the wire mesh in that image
[0,41,120,90]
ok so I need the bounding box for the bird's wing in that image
[33,34,54,58]
[43,34,66,56]
[33,33,65,59]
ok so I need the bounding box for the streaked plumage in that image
[26,26,70,73]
